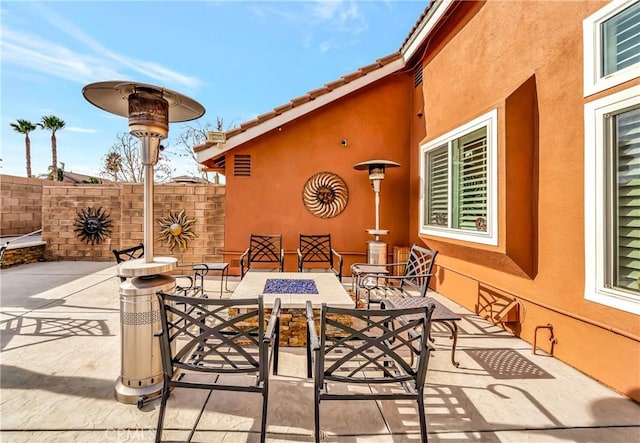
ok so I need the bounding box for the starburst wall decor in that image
[157,209,197,250]
[302,171,349,218]
[74,207,113,245]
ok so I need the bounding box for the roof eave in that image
[196,57,406,164]
[401,0,456,63]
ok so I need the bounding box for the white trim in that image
[402,0,455,62]
[584,84,640,315]
[196,58,406,164]
[583,0,640,96]
[419,109,499,246]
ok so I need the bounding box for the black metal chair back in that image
[240,234,284,278]
[297,234,343,281]
[399,244,439,298]
[112,243,144,282]
[306,301,435,443]
[155,291,281,443]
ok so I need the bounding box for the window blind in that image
[614,106,640,294]
[426,145,449,226]
[603,1,640,76]
[453,128,488,231]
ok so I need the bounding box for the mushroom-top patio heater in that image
[83,81,205,405]
[353,160,400,265]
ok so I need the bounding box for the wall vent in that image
[414,64,423,88]
[234,154,251,177]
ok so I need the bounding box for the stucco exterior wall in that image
[415,0,639,400]
[222,74,413,274]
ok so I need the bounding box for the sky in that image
[1,0,427,179]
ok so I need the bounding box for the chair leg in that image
[417,393,428,442]
[273,327,280,376]
[314,390,321,443]
[260,387,268,443]
[155,384,171,443]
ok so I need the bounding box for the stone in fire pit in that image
[264,279,318,294]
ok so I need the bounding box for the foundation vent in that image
[234,154,251,177]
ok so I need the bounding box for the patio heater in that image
[82,81,205,405]
[353,160,400,264]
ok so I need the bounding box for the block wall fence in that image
[1,175,226,272]
[0,175,46,235]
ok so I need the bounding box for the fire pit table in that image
[230,272,354,346]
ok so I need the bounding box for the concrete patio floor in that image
[1,261,639,443]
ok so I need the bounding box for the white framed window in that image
[584,84,640,314]
[419,109,498,246]
[584,0,640,96]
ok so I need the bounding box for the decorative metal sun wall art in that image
[157,209,197,250]
[74,207,113,245]
[302,171,349,218]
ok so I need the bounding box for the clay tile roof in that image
[240,118,260,130]
[220,51,404,140]
[340,71,363,82]
[290,94,313,106]
[308,86,330,98]
[399,4,433,53]
[377,53,401,65]
[273,102,295,114]
[226,127,243,138]
[256,110,278,122]
[208,51,405,150]
[358,62,382,74]
[324,78,348,90]
[195,4,438,164]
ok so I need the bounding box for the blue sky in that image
[1,0,426,179]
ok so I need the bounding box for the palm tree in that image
[39,115,66,181]
[9,119,38,177]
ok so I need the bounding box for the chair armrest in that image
[240,248,250,277]
[370,273,433,284]
[265,298,282,342]
[351,262,393,274]
[305,301,319,351]
[279,249,285,271]
[175,275,196,294]
[297,248,303,271]
[331,249,343,280]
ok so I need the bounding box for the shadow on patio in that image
[0,261,638,442]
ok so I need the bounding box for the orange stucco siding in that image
[415,0,639,400]
[223,74,413,273]
[203,0,639,402]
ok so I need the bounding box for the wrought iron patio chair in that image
[112,243,144,282]
[154,292,281,443]
[113,243,195,293]
[354,244,438,308]
[306,300,436,443]
[240,234,285,278]
[297,234,343,281]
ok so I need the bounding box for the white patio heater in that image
[353,160,400,265]
[82,81,205,405]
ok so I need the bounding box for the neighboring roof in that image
[62,171,106,184]
[171,175,209,184]
[195,1,454,167]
